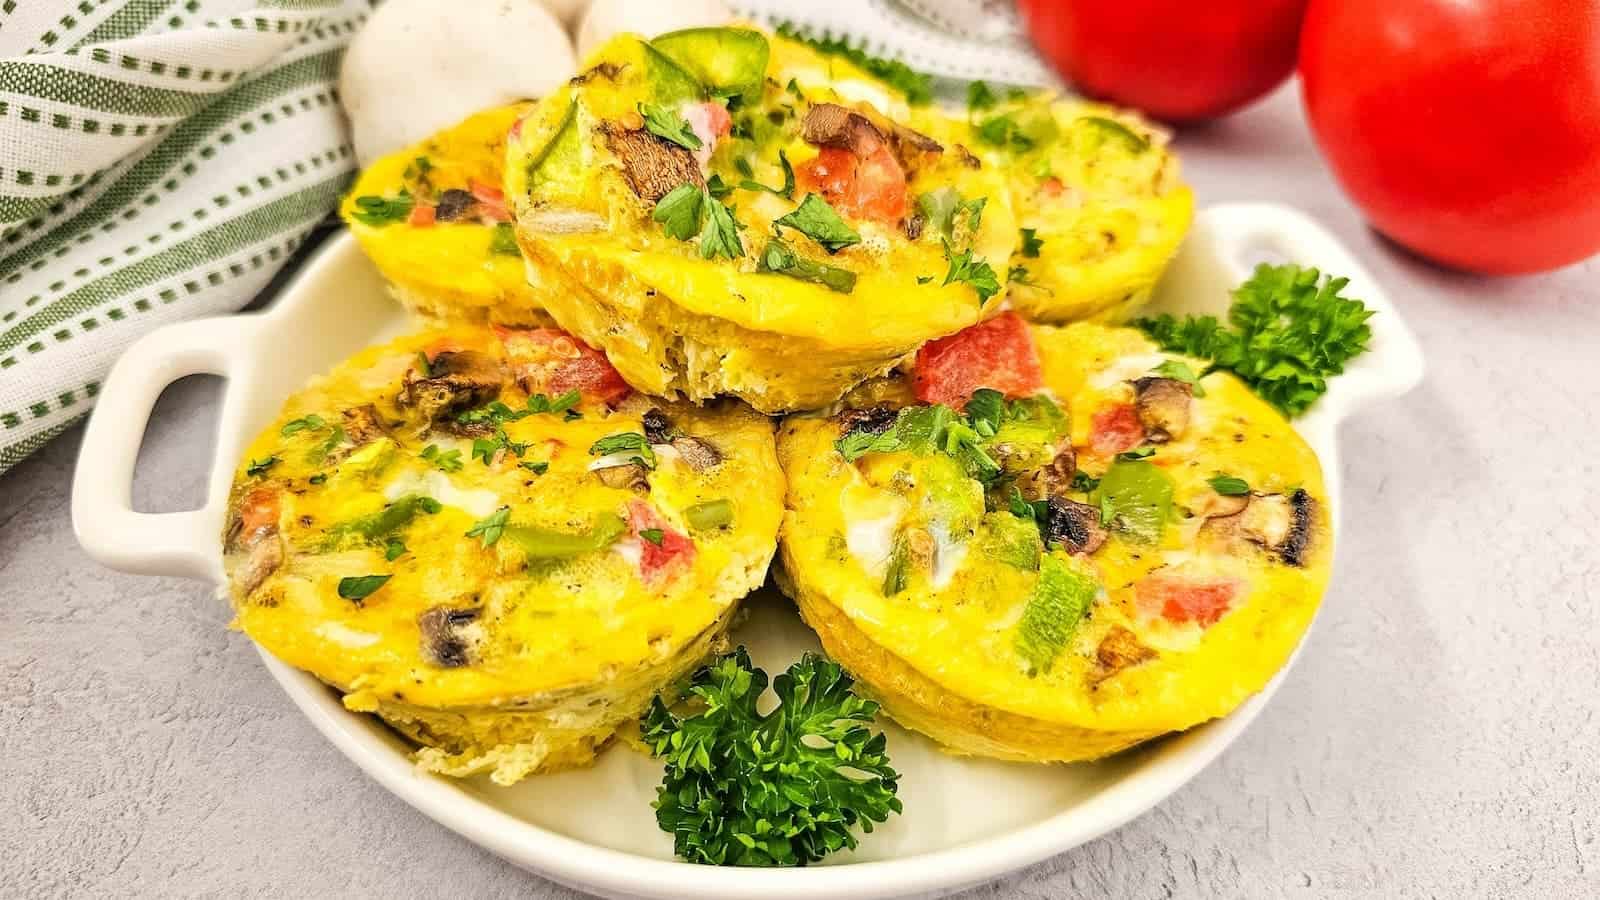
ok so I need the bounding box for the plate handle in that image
[71,316,259,582]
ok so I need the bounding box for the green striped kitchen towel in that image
[0,0,369,474]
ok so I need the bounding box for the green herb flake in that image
[641,648,903,866]
[698,193,744,260]
[383,539,406,562]
[1019,227,1044,258]
[941,240,1001,305]
[420,444,464,473]
[1117,446,1156,461]
[1208,473,1251,496]
[520,460,550,475]
[350,192,413,227]
[639,528,666,546]
[489,222,520,256]
[737,148,795,199]
[589,432,657,469]
[245,456,278,477]
[967,80,998,112]
[639,102,703,151]
[774,193,860,253]
[280,414,325,437]
[308,473,327,485]
[653,183,706,241]
[337,574,391,602]
[465,507,511,548]
[1152,359,1207,397]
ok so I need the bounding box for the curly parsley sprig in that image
[641,649,902,867]
[1134,263,1375,417]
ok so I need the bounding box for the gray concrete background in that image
[3,84,1597,898]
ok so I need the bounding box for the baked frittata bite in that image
[221,324,784,784]
[958,92,1193,324]
[340,103,553,326]
[777,313,1330,762]
[505,26,1019,413]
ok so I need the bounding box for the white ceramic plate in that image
[72,203,1423,900]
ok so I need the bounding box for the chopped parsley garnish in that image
[1080,116,1149,153]
[589,432,656,468]
[757,238,857,294]
[775,22,932,105]
[245,456,278,477]
[653,183,705,240]
[737,149,795,199]
[774,193,859,253]
[520,460,550,475]
[705,173,733,199]
[420,444,463,473]
[967,79,998,112]
[1019,227,1044,258]
[941,240,1001,305]
[655,184,744,259]
[964,388,1005,437]
[471,429,527,465]
[308,473,327,485]
[1117,446,1156,461]
[1007,264,1032,285]
[641,648,903,866]
[457,390,579,429]
[1151,359,1207,397]
[639,528,665,546]
[1070,471,1100,493]
[916,274,933,284]
[489,222,520,256]
[337,574,390,602]
[306,426,348,464]
[280,414,325,436]
[1208,473,1251,496]
[835,395,1059,487]
[383,539,406,561]
[639,102,702,150]
[350,192,414,227]
[465,507,511,547]
[1134,264,1375,417]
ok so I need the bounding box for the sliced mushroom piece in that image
[433,188,477,222]
[849,104,944,174]
[1131,376,1193,443]
[235,531,283,597]
[1279,489,1316,567]
[593,462,649,492]
[418,607,480,668]
[902,213,925,241]
[1091,625,1158,682]
[341,404,389,446]
[399,350,506,428]
[599,122,704,202]
[835,403,899,438]
[671,435,722,471]
[1240,492,1292,550]
[1192,488,1250,520]
[1044,496,1108,555]
[801,103,887,155]
[641,408,676,445]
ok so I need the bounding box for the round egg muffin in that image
[504,26,1019,413]
[776,314,1330,762]
[222,324,784,784]
[955,93,1193,324]
[340,103,553,326]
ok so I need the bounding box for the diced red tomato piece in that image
[694,101,732,141]
[627,500,696,585]
[795,145,907,225]
[1089,404,1145,456]
[238,486,280,537]
[494,327,631,405]
[913,312,1045,409]
[1136,573,1243,627]
[408,204,436,227]
[1040,176,1065,198]
[468,179,510,222]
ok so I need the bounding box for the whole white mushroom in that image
[340,0,577,166]
[575,0,733,58]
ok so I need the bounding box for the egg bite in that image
[504,26,1019,413]
[221,324,784,784]
[340,103,554,326]
[776,313,1330,762]
[954,93,1193,324]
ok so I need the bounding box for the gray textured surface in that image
[3,83,1598,899]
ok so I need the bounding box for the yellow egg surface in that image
[340,103,553,326]
[777,320,1330,762]
[505,26,1019,413]
[221,324,783,784]
[954,94,1193,324]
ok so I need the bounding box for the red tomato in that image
[1300,0,1600,274]
[913,312,1044,409]
[1136,573,1242,627]
[795,146,907,225]
[1017,0,1308,121]
[1089,404,1144,456]
[468,179,510,223]
[237,487,280,536]
[627,500,696,585]
[493,327,631,405]
[407,204,436,227]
